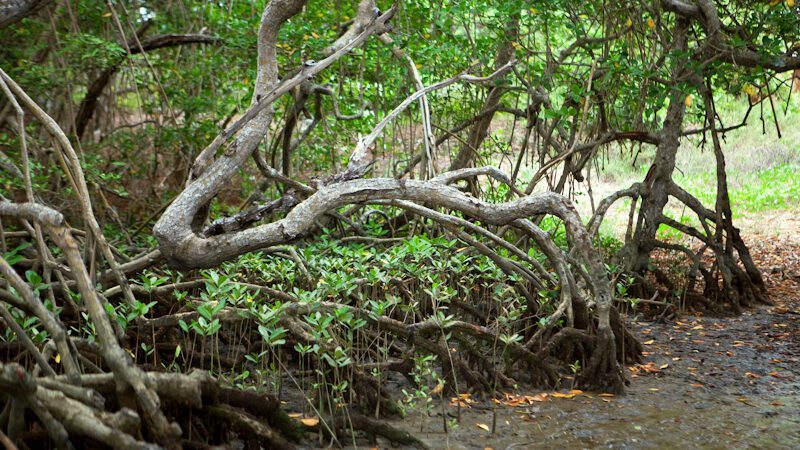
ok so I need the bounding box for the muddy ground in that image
[381,306,800,450]
[298,229,800,449]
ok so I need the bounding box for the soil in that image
[297,221,800,449]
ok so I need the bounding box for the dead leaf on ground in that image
[736,397,756,407]
[528,393,549,402]
[300,418,320,426]
[450,392,475,408]
[551,390,582,399]
[476,423,490,431]
[630,362,663,374]
[498,392,549,406]
[769,371,791,379]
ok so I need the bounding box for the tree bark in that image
[449,17,519,172]
[624,18,690,275]
[0,0,54,29]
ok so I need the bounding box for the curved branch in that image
[662,0,800,72]
[0,0,54,29]
[0,200,181,445]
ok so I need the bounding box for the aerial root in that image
[0,363,306,449]
[576,326,625,394]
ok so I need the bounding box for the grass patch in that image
[675,163,800,215]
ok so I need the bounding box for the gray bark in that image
[0,0,53,29]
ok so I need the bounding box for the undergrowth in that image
[97,218,628,422]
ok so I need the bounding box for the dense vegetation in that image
[0,0,798,448]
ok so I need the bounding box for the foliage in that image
[0,0,798,447]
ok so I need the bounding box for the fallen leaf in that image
[643,339,655,345]
[659,364,669,369]
[300,418,320,426]
[551,392,577,399]
[736,397,755,407]
[770,401,784,406]
[569,389,584,395]
[638,362,662,374]
[649,388,660,391]
[476,423,490,431]
[745,372,760,379]
[451,393,475,408]
[431,382,445,395]
[769,371,790,379]
[287,412,302,418]
[599,393,615,397]
[526,393,549,402]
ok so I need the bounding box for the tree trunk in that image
[621,17,769,311]
[449,17,518,172]
[624,19,690,275]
